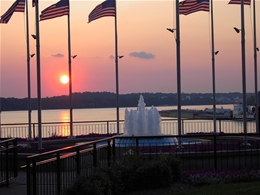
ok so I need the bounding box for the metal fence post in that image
[5,142,9,187]
[57,152,61,194]
[219,120,221,133]
[107,121,109,134]
[32,159,37,195]
[112,138,116,162]
[27,158,31,195]
[214,134,217,170]
[107,140,111,166]
[182,119,184,134]
[76,148,80,175]
[33,123,36,139]
[93,144,97,167]
[13,138,18,177]
[136,138,139,155]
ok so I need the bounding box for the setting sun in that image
[60,75,69,84]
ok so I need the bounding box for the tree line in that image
[0,91,257,111]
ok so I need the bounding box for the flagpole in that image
[114,0,119,134]
[35,0,42,149]
[210,0,216,134]
[25,0,32,140]
[240,0,247,136]
[68,4,74,138]
[0,97,1,139]
[176,0,182,145]
[253,0,258,133]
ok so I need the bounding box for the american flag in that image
[0,0,25,24]
[88,0,115,23]
[179,0,209,15]
[228,0,251,5]
[40,0,69,21]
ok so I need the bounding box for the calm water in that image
[1,104,234,124]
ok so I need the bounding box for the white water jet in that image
[115,95,178,147]
[124,95,162,136]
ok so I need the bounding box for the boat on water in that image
[197,107,232,119]
[232,103,255,120]
[159,103,255,120]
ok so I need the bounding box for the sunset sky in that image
[0,0,259,98]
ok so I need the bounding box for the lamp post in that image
[252,0,259,133]
[68,55,77,139]
[32,4,43,149]
[233,1,247,142]
[233,26,247,137]
[166,26,181,146]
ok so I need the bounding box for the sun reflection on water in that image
[59,111,70,137]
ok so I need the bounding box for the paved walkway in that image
[0,170,27,195]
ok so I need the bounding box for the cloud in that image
[108,55,114,59]
[129,51,155,59]
[50,53,64,58]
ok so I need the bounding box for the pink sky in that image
[0,0,260,98]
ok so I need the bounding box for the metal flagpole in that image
[25,0,32,140]
[176,0,182,145]
[114,0,120,134]
[240,0,247,136]
[35,0,42,149]
[0,65,1,139]
[210,0,217,134]
[253,0,259,133]
[0,95,1,139]
[67,3,74,138]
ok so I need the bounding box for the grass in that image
[125,181,260,195]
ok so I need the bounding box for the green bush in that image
[64,165,124,195]
[134,159,172,189]
[160,153,182,182]
[64,154,182,195]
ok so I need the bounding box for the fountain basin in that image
[114,137,203,147]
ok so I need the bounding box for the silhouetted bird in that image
[215,51,219,55]
[166,28,174,33]
[31,34,37,39]
[233,27,240,33]
[30,53,35,58]
[118,55,124,59]
[72,55,77,59]
[257,47,259,51]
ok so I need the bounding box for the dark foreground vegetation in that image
[126,181,260,195]
[64,154,181,195]
[64,153,260,195]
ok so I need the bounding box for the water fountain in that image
[115,95,177,146]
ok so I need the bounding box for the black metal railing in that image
[24,133,260,195]
[25,137,114,195]
[0,138,18,187]
[1,118,257,139]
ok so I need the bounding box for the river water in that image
[1,104,234,124]
[1,104,257,138]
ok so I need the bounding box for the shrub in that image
[160,153,182,182]
[64,165,124,195]
[64,153,182,195]
[134,158,172,189]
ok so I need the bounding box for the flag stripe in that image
[228,0,251,5]
[179,0,209,15]
[40,0,69,21]
[88,0,115,23]
[0,0,25,24]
